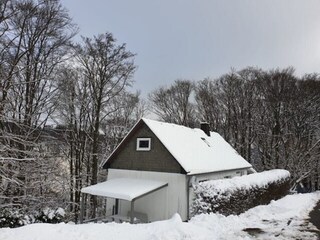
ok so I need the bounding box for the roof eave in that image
[186,166,252,176]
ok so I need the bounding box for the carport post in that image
[130,200,135,223]
[115,199,119,214]
[80,193,85,224]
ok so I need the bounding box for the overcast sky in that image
[60,0,320,97]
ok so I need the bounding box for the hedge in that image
[191,169,291,216]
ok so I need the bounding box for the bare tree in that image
[0,0,11,37]
[149,79,195,127]
[254,69,320,190]
[54,62,92,221]
[194,67,320,190]
[0,0,76,211]
[254,68,298,169]
[195,68,261,162]
[74,32,136,218]
[195,78,223,132]
[56,58,141,221]
[103,91,146,152]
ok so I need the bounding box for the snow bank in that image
[192,169,291,215]
[1,192,319,240]
[190,192,320,240]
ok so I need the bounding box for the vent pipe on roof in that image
[200,122,210,136]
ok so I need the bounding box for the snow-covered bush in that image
[0,208,29,228]
[191,169,290,216]
[35,207,65,224]
[0,207,65,228]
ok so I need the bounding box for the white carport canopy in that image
[80,178,168,223]
[81,178,168,201]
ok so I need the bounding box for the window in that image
[236,171,244,176]
[198,179,209,183]
[136,138,151,151]
[201,137,211,147]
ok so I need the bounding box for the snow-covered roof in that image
[143,118,251,175]
[81,178,168,201]
[102,118,252,175]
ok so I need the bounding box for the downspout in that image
[187,175,197,220]
[187,176,190,220]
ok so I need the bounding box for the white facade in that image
[193,169,248,182]
[105,168,248,222]
[107,169,188,222]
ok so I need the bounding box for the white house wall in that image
[193,168,248,182]
[107,169,188,222]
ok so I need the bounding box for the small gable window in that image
[201,137,211,147]
[136,138,151,151]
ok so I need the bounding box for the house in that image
[80,118,252,223]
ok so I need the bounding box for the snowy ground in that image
[1,192,319,240]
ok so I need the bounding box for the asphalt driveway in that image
[309,200,320,238]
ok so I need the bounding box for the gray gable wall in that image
[105,123,185,174]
